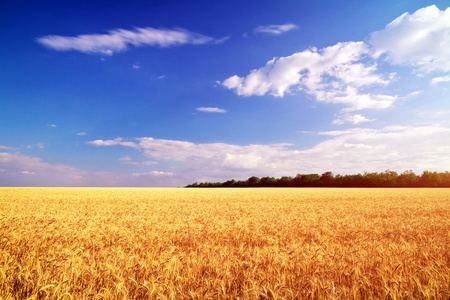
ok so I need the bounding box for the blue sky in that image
[1,0,450,187]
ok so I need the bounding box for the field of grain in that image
[0,188,449,299]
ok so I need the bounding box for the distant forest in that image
[186,170,450,188]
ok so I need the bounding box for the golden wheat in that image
[0,187,449,299]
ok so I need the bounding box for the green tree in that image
[320,172,334,186]
[247,176,261,187]
[397,170,418,187]
[420,171,441,187]
[383,169,398,187]
[260,177,277,187]
[223,179,236,187]
[276,176,293,187]
[440,172,450,187]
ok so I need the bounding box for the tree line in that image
[186,170,450,188]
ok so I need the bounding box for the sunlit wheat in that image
[0,188,449,299]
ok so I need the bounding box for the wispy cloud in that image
[0,152,178,187]
[119,156,157,166]
[132,171,174,177]
[119,156,133,162]
[418,110,450,119]
[0,145,16,150]
[430,75,450,85]
[87,137,291,170]
[0,152,85,186]
[254,23,298,35]
[1,123,449,187]
[37,27,221,55]
[76,132,87,136]
[196,107,227,113]
[36,142,49,149]
[86,124,450,183]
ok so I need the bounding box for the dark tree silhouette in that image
[186,170,450,188]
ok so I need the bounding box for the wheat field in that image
[0,187,449,299]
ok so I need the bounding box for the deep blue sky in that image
[1,0,450,186]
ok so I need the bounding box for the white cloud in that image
[37,27,219,55]
[47,124,57,128]
[430,75,450,85]
[222,41,395,111]
[369,5,450,72]
[76,132,87,136]
[223,5,450,115]
[21,170,35,175]
[87,137,127,147]
[343,143,373,149]
[407,91,422,97]
[86,125,450,182]
[132,64,141,69]
[254,24,298,35]
[333,114,375,125]
[1,124,449,187]
[87,137,292,179]
[196,107,227,113]
[135,138,291,164]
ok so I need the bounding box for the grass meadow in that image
[0,187,449,299]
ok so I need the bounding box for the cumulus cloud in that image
[222,41,395,111]
[223,5,450,115]
[369,5,450,72]
[254,23,298,35]
[86,125,450,183]
[37,27,219,55]
[196,107,227,113]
